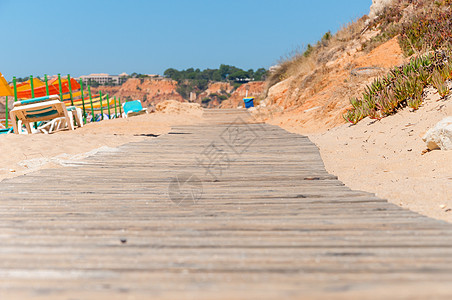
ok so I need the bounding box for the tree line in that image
[164,65,266,82]
[163,65,267,99]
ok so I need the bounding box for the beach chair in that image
[67,106,84,128]
[122,100,148,118]
[9,95,82,134]
[36,116,76,134]
[0,120,12,134]
[40,105,83,134]
[0,128,13,134]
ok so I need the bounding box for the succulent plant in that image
[431,69,450,98]
[343,50,451,124]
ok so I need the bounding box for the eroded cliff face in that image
[262,37,405,133]
[220,82,266,108]
[92,78,184,107]
[196,82,234,108]
[200,82,234,97]
[91,79,266,109]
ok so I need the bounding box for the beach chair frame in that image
[9,95,76,134]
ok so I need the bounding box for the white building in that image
[78,73,128,85]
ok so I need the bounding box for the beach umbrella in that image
[11,77,81,99]
[14,78,45,92]
[0,72,13,96]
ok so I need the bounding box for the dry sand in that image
[272,89,452,222]
[3,95,451,223]
[0,101,203,182]
[155,99,204,115]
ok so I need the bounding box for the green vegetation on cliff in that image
[344,0,452,123]
[164,65,267,99]
[344,50,452,124]
[265,0,451,125]
[364,0,452,55]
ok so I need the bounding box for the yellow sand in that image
[271,88,452,223]
[0,102,203,181]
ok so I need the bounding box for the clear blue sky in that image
[0,0,371,80]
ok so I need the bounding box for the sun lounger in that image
[9,95,82,134]
[0,119,9,129]
[0,128,13,134]
[36,117,65,134]
[122,100,148,118]
[36,107,83,134]
[16,120,41,134]
[67,106,84,129]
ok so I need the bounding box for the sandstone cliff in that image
[261,21,405,133]
[196,82,234,108]
[92,79,265,109]
[220,82,266,108]
[92,78,184,107]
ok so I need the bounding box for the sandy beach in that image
[270,89,452,223]
[3,96,451,224]
[2,0,452,297]
[0,101,203,182]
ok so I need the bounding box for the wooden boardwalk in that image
[1,109,452,299]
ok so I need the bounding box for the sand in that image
[3,94,451,223]
[273,88,452,222]
[0,101,203,182]
[156,99,203,116]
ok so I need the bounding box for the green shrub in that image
[343,50,452,124]
[399,5,452,55]
[365,0,451,55]
[431,69,450,98]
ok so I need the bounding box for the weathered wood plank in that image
[0,109,451,299]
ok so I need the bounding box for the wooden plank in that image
[0,109,451,299]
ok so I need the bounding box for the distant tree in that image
[195,79,208,91]
[16,77,29,83]
[186,68,196,80]
[164,68,180,81]
[219,64,232,80]
[104,80,116,86]
[212,70,222,81]
[320,31,332,47]
[322,31,332,41]
[163,64,267,99]
[229,70,249,81]
[176,81,194,99]
[87,79,100,88]
[232,82,242,89]
[304,44,313,57]
[254,68,267,81]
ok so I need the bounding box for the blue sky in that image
[0,0,371,80]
